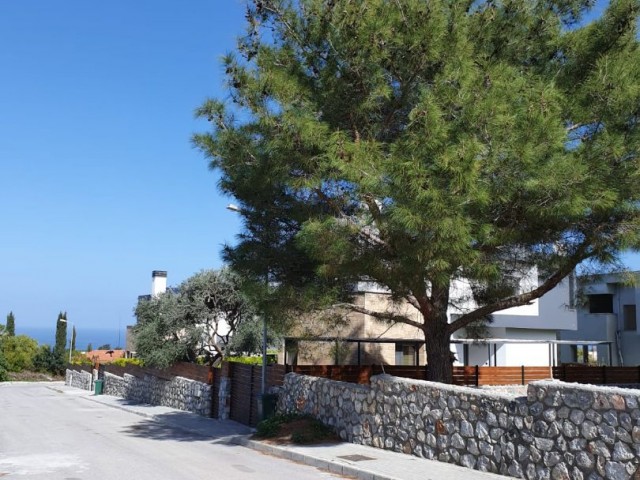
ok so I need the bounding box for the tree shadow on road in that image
[120,409,252,444]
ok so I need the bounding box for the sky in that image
[0,1,247,332]
[0,0,637,336]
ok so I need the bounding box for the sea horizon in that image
[15,326,128,351]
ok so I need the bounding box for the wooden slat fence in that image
[68,363,93,374]
[287,365,553,386]
[553,365,640,385]
[287,365,375,384]
[459,366,552,386]
[228,363,286,427]
[210,373,221,419]
[101,362,212,383]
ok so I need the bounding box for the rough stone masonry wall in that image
[65,368,93,391]
[102,371,212,417]
[279,373,640,480]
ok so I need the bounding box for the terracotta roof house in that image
[85,349,125,364]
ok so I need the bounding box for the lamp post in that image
[59,318,73,363]
[226,203,268,398]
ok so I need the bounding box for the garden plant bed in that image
[254,414,342,445]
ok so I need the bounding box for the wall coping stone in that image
[371,373,523,401]
[530,379,640,395]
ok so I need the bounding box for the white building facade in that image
[449,270,578,367]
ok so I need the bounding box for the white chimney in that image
[151,271,167,297]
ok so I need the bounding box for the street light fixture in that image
[226,203,268,399]
[59,318,73,364]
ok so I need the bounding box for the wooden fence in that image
[287,364,553,386]
[69,363,93,374]
[454,366,553,386]
[553,365,640,385]
[101,362,213,383]
[228,363,286,427]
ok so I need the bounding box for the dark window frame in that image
[588,294,614,314]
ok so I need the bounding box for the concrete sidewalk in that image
[49,383,507,480]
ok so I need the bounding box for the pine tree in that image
[195,0,640,383]
[6,312,15,337]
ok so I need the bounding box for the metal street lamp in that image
[226,203,268,398]
[59,318,73,364]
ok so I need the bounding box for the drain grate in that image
[337,454,376,462]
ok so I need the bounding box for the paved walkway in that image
[48,383,507,480]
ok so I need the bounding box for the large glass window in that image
[588,294,614,314]
[573,344,598,364]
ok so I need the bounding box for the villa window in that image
[395,343,417,366]
[588,294,614,314]
[573,344,598,364]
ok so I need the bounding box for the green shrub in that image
[0,348,8,382]
[2,335,38,372]
[112,357,144,367]
[70,352,93,365]
[254,413,337,444]
[226,355,277,365]
[33,346,65,375]
[255,413,297,438]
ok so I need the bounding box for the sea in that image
[15,326,128,351]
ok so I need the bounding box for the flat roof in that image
[284,337,611,346]
[285,337,423,344]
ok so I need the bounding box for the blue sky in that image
[0,0,637,336]
[0,1,246,332]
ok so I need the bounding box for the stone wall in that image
[102,371,212,417]
[279,373,640,480]
[65,368,93,391]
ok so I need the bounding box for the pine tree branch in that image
[447,246,589,335]
[261,2,305,48]
[405,294,422,312]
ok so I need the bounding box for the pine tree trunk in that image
[423,316,453,384]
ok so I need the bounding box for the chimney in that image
[151,271,167,297]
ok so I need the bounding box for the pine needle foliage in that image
[194,0,640,382]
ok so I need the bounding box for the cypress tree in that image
[54,312,67,359]
[71,326,76,354]
[6,312,15,337]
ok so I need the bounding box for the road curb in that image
[231,437,399,480]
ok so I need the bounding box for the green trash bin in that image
[94,379,104,395]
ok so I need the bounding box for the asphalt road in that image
[0,382,345,479]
